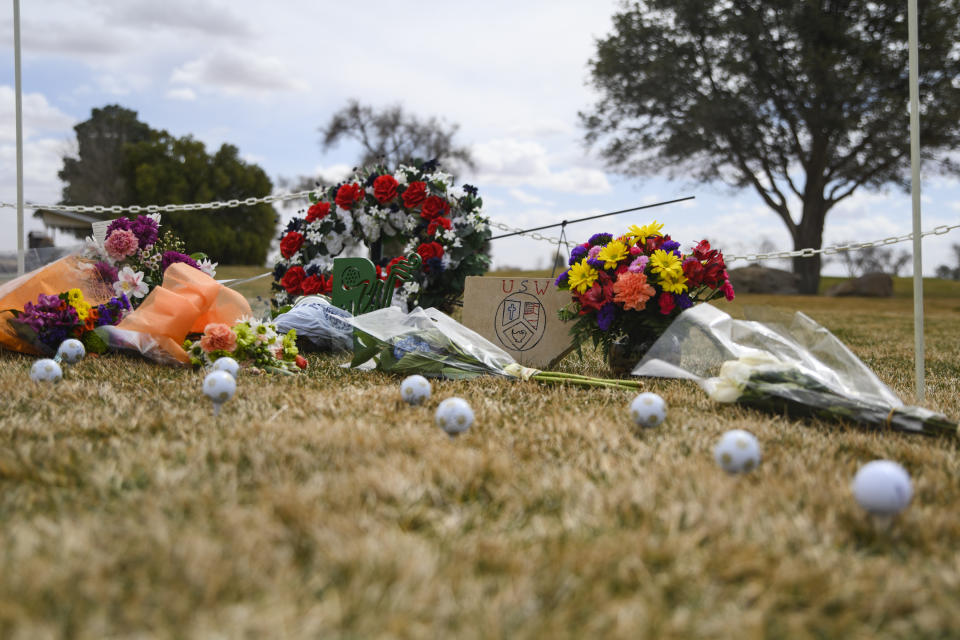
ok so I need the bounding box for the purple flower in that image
[569,245,588,265]
[554,270,569,288]
[106,217,133,237]
[36,293,63,309]
[587,258,605,271]
[130,215,159,248]
[676,292,693,310]
[96,305,115,326]
[94,261,119,284]
[18,297,79,350]
[597,303,616,331]
[161,251,200,273]
[588,233,612,247]
[662,239,681,256]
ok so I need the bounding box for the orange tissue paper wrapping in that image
[0,255,115,356]
[96,262,252,365]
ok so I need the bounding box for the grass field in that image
[1,277,959,638]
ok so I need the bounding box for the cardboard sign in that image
[461,276,573,368]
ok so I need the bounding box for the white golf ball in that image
[630,392,666,428]
[714,429,761,473]
[30,358,63,383]
[400,374,432,405]
[212,356,240,379]
[203,370,236,412]
[435,397,474,435]
[851,460,912,516]
[56,338,86,364]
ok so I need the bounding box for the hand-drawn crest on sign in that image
[494,291,546,352]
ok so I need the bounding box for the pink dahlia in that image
[104,229,139,261]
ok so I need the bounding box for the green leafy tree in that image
[582,0,960,293]
[55,105,277,264]
[59,105,152,208]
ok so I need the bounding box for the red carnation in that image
[300,274,326,295]
[335,182,365,210]
[295,355,308,370]
[280,266,306,295]
[373,175,399,204]
[420,195,450,221]
[416,241,444,262]
[280,232,304,259]
[306,202,330,222]
[658,292,676,315]
[427,216,452,236]
[401,181,428,209]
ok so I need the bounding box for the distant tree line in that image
[55,105,277,265]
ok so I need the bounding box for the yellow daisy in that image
[649,249,682,277]
[67,288,85,305]
[626,221,664,246]
[596,240,629,270]
[659,270,689,294]
[567,259,599,294]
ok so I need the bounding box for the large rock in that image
[727,265,801,294]
[824,272,893,297]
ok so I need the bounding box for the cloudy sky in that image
[1,0,957,274]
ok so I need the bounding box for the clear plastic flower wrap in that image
[272,295,354,352]
[346,306,642,390]
[632,303,957,437]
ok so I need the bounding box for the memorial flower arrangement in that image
[555,221,735,371]
[271,160,491,313]
[7,288,131,355]
[183,318,306,374]
[83,214,216,309]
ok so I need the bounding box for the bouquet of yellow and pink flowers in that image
[555,221,735,372]
[183,318,306,374]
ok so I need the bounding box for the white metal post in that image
[907,0,925,400]
[14,0,25,276]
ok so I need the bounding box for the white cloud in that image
[471,138,611,194]
[106,1,255,38]
[0,88,73,253]
[508,189,553,206]
[171,49,308,95]
[310,164,353,185]
[0,17,133,56]
[165,88,197,101]
[0,87,76,143]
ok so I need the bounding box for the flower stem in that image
[531,372,641,391]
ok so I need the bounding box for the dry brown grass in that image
[1,291,959,639]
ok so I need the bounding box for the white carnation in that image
[389,210,409,230]
[358,213,381,242]
[337,208,354,230]
[308,254,334,272]
[324,233,344,254]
